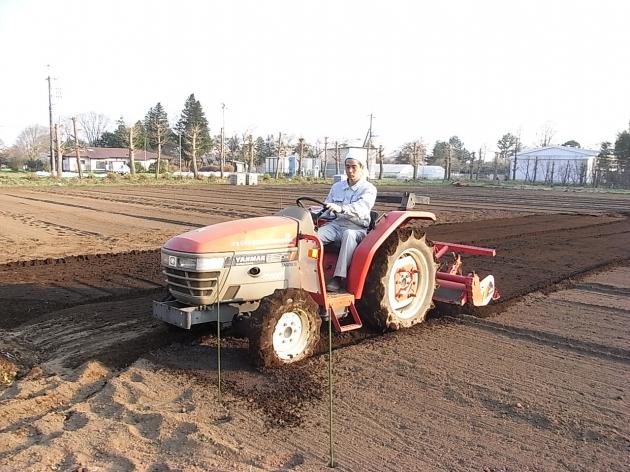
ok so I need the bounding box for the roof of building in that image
[514,145,598,159]
[62,147,174,161]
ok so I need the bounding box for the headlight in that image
[161,252,226,271]
[196,257,226,270]
[178,257,197,270]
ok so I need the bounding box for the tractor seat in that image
[368,210,379,231]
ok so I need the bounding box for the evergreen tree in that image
[595,141,613,187]
[133,121,147,150]
[254,136,265,166]
[227,135,241,160]
[261,134,277,159]
[429,141,449,166]
[97,117,130,148]
[614,124,630,188]
[448,136,471,170]
[562,140,581,148]
[497,133,520,179]
[175,94,212,177]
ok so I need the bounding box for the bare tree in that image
[145,103,171,178]
[227,134,242,161]
[274,132,283,179]
[54,119,75,172]
[72,117,83,179]
[538,122,556,147]
[248,135,254,173]
[15,125,49,159]
[54,124,63,174]
[128,126,136,175]
[378,145,384,180]
[187,125,202,178]
[78,112,110,145]
[400,140,426,179]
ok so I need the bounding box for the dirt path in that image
[0,184,629,470]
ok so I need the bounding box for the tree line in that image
[1,96,629,188]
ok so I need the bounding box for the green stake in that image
[328,312,335,468]
[217,300,221,404]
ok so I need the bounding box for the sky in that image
[0,0,629,155]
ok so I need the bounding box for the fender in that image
[347,210,436,299]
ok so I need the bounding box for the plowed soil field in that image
[0,184,629,471]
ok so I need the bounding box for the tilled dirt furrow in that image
[0,214,628,370]
[20,184,630,216]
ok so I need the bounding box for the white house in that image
[509,146,599,185]
[62,147,175,173]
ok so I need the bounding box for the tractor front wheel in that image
[357,228,437,331]
[248,289,322,368]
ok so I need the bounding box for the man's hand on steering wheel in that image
[324,202,342,214]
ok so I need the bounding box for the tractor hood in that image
[163,216,299,254]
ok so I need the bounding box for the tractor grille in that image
[163,267,222,305]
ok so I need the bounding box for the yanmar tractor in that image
[153,193,499,367]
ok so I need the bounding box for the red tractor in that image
[153,193,498,367]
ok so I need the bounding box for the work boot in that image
[326,277,343,292]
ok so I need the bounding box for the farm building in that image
[264,155,320,177]
[62,147,174,173]
[509,146,598,185]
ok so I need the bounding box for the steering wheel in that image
[296,196,329,222]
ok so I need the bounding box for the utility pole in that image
[178,130,182,175]
[46,72,56,176]
[54,124,62,175]
[512,137,519,181]
[364,113,374,176]
[477,147,483,180]
[469,152,475,180]
[274,132,282,179]
[444,144,451,181]
[248,135,254,173]
[412,142,418,180]
[335,141,340,175]
[71,117,83,179]
[129,126,136,175]
[323,136,328,178]
[378,145,384,180]
[220,103,225,178]
[297,137,304,176]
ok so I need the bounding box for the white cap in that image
[345,156,364,167]
[344,148,367,167]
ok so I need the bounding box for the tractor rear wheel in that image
[248,289,322,368]
[357,228,437,331]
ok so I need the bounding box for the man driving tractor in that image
[319,156,377,291]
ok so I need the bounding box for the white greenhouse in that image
[509,146,598,185]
